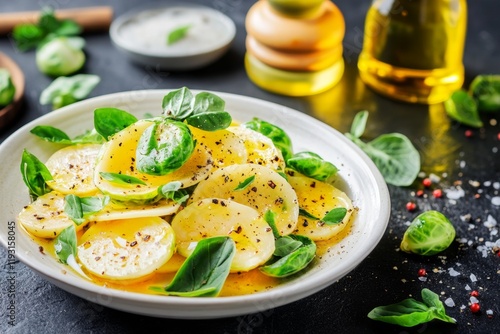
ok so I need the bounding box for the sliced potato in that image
[88,198,180,221]
[190,126,247,170]
[45,144,101,196]
[171,198,275,272]
[288,172,353,241]
[77,217,175,281]
[94,120,213,202]
[228,126,285,170]
[17,191,85,239]
[189,163,298,236]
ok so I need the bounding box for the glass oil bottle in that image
[358,0,467,104]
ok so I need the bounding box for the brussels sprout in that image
[0,69,16,107]
[400,210,455,256]
[136,120,195,176]
[287,151,338,183]
[243,118,293,161]
[470,75,500,112]
[36,37,85,76]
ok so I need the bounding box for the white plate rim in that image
[0,89,390,319]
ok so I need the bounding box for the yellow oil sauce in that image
[358,0,467,104]
[28,213,355,297]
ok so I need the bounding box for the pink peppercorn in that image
[422,178,432,187]
[406,202,417,212]
[433,189,443,198]
[470,303,480,313]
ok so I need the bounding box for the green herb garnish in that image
[345,111,420,187]
[99,172,147,185]
[368,288,456,327]
[20,149,53,200]
[234,175,255,191]
[167,25,191,45]
[64,194,110,225]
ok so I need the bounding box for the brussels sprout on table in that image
[36,37,86,76]
[469,75,500,112]
[400,210,456,256]
[0,68,16,107]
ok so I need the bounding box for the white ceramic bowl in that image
[0,90,390,319]
[110,4,236,70]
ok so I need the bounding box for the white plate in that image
[0,90,390,319]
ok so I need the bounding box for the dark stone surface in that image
[1,1,499,333]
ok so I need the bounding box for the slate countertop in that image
[1,1,499,333]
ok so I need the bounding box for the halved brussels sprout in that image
[0,69,16,107]
[36,37,85,76]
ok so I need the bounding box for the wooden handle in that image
[0,6,113,35]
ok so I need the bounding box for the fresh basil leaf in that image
[64,194,110,225]
[260,235,316,277]
[185,111,232,131]
[20,149,53,200]
[287,151,338,183]
[30,125,71,143]
[158,181,189,204]
[368,288,456,327]
[99,172,146,185]
[322,207,347,225]
[12,24,45,51]
[71,129,105,144]
[162,87,194,119]
[243,118,294,161]
[64,194,84,225]
[94,107,137,139]
[234,175,255,191]
[30,126,104,144]
[164,236,236,297]
[40,74,100,110]
[299,208,319,220]
[12,8,81,52]
[167,25,191,45]
[192,92,225,114]
[54,225,77,264]
[264,210,280,238]
[274,236,303,257]
[136,120,195,176]
[444,90,483,128]
[350,110,369,139]
[368,298,434,327]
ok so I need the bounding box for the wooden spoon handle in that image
[0,6,113,35]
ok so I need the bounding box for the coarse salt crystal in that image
[486,309,494,316]
[492,196,500,206]
[484,181,492,187]
[460,214,472,222]
[459,160,466,168]
[418,276,427,282]
[484,215,497,228]
[445,186,465,200]
[470,273,478,282]
[494,182,500,190]
[465,284,471,290]
[492,229,498,236]
[445,297,455,307]
[429,173,441,183]
[470,296,479,304]
[448,268,460,277]
[469,180,481,187]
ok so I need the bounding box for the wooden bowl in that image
[0,52,25,131]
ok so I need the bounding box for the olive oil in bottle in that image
[358,0,467,104]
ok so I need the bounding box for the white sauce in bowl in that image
[116,6,234,56]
